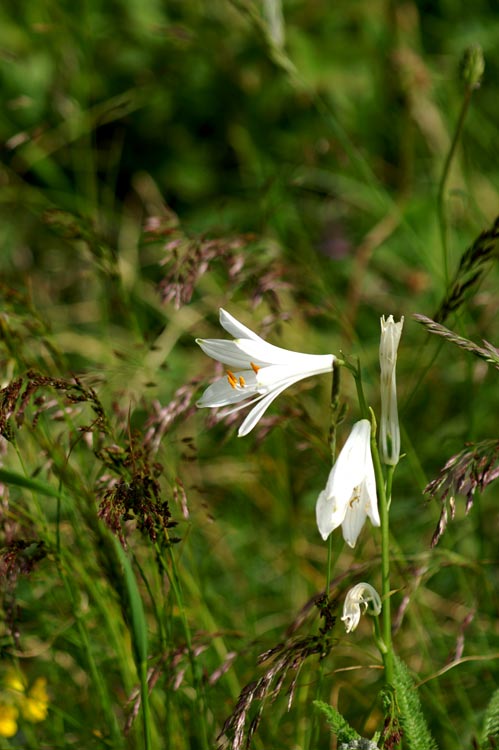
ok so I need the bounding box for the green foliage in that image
[480,687,499,749]
[313,700,361,743]
[393,657,438,750]
[0,0,499,748]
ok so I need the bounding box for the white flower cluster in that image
[196,308,404,633]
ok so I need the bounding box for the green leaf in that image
[393,656,438,750]
[313,700,361,743]
[0,468,62,499]
[480,686,499,749]
[112,536,148,667]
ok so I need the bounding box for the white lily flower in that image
[379,315,404,465]
[196,309,335,437]
[341,582,381,633]
[315,419,380,547]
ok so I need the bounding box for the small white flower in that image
[196,309,335,437]
[315,419,380,547]
[341,582,381,634]
[379,315,404,465]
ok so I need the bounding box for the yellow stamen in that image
[239,376,246,387]
[226,370,238,389]
[250,362,260,374]
[349,487,361,508]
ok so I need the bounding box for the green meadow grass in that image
[0,1,499,748]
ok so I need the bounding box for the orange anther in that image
[239,376,246,387]
[250,362,260,374]
[226,370,238,389]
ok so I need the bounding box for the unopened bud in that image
[460,44,485,90]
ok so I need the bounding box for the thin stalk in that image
[437,87,474,286]
[352,358,369,420]
[369,410,394,686]
[307,367,341,750]
[385,465,395,513]
[328,363,342,461]
[139,659,152,750]
[58,560,123,746]
[325,535,333,594]
[156,540,210,750]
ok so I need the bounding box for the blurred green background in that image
[0,1,499,748]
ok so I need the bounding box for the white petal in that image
[342,500,368,548]
[237,381,293,437]
[219,308,263,342]
[196,372,259,408]
[236,338,334,369]
[196,338,255,369]
[315,484,346,541]
[341,604,361,633]
[323,421,370,502]
[364,480,380,527]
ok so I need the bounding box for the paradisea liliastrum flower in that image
[341,582,381,634]
[315,419,380,547]
[379,314,404,465]
[196,309,335,437]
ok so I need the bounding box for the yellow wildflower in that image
[0,703,18,738]
[4,669,25,695]
[21,678,49,723]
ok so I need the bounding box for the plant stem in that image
[369,410,394,686]
[328,363,342,461]
[58,560,123,746]
[139,659,152,750]
[437,86,474,286]
[156,541,210,750]
[325,534,333,594]
[353,358,369,420]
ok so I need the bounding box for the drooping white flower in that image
[315,419,380,547]
[341,582,381,634]
[196,309,335,437]
[379,315,404,465]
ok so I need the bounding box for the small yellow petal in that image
[22,678,49,723]
[4,669,26,694]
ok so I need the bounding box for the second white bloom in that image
[315,419,380,547]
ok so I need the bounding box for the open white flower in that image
[341,582,381,633]
[196,309,335,437]
[315,419,380,547]
[379,315,404,465]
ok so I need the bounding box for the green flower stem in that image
[385,464,395,512]
[328,362,342,461]
[352,358,369,420]
[325,534,334,594]
[437,86,474,286]
[372,611,387,656]
[352,374,394,683]
[369,409,394,687]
